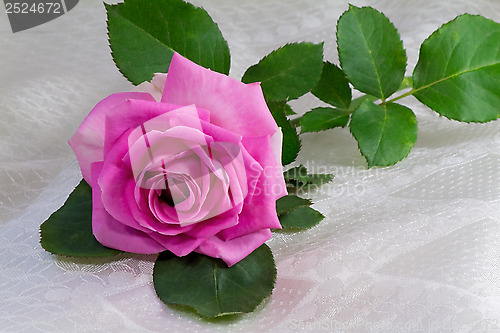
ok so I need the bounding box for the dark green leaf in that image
[337,5,407,100]
[242,42,324,101]
[106,0,230,85]
[279,207,324,230]
[349,101,418,167]
[153,244,276,318]
[413,14,500,122]
[40,181,120,257]
[300,107,350,133]
[312,62,352,109]
[284,107,297,116]
[283,165,334,187]
[306,173,335,186]
[267,101,301,165]
[276,195,312,216]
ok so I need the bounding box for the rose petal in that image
[195,229,272,267]
[219,176,282,241]
[184,206,240,239]
[104,100,210,158]
[216,135,286,241]
[162,53,278,137]
[148,232,206,257]
[69,92,156,183]
[134,73,168,102]
[242,135,287,200]
[91,162,166,254]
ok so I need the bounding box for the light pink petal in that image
[195,229,272,267]
[134,73,168,102]
[127,104,201,150]
[162,53,278,137]
[151,73,168,93]
[128,126,213,183]
[69,92,155,183]
[91,162,166,254]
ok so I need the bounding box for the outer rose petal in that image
[242,135,287,200]
[162,53,277,137]
[195,229,272,267]
[91,162,166,253]
[218,135,286,241]
[69,92,156,184]
[104,99,185,157]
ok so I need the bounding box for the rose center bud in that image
[159,185,175,207]
[160,175,191,207]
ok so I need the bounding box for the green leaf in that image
[40,181,120,257]
[413,14,500,122]
[279,207,324,230]
[106,0,230,85]
[153,244,276,318]
[283,165,334,187]
[337,5,407,100]
[312,62,352,109]
[300,107,350,133]
[267,101,301,165]
[242,42,324,101]
[349,101,418,167]
[276,195,312,215]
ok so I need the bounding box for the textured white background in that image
[1,1,500,332]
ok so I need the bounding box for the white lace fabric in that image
[1,1,500,332]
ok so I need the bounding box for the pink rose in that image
[69,53,287,266]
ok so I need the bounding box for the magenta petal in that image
[184,207,239,239]
[91,162,166,254]
[242,135,287,200]
[148,232,206,257]
[69,92,155,184]
[217,135,285,240]
[195,229,272,267]
[98,129,160,233]
[162,53,278,137]
[219,178,282,241]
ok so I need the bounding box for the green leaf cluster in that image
[300,5,500,167]
[276,195,324,230]
[275,164,333,230]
